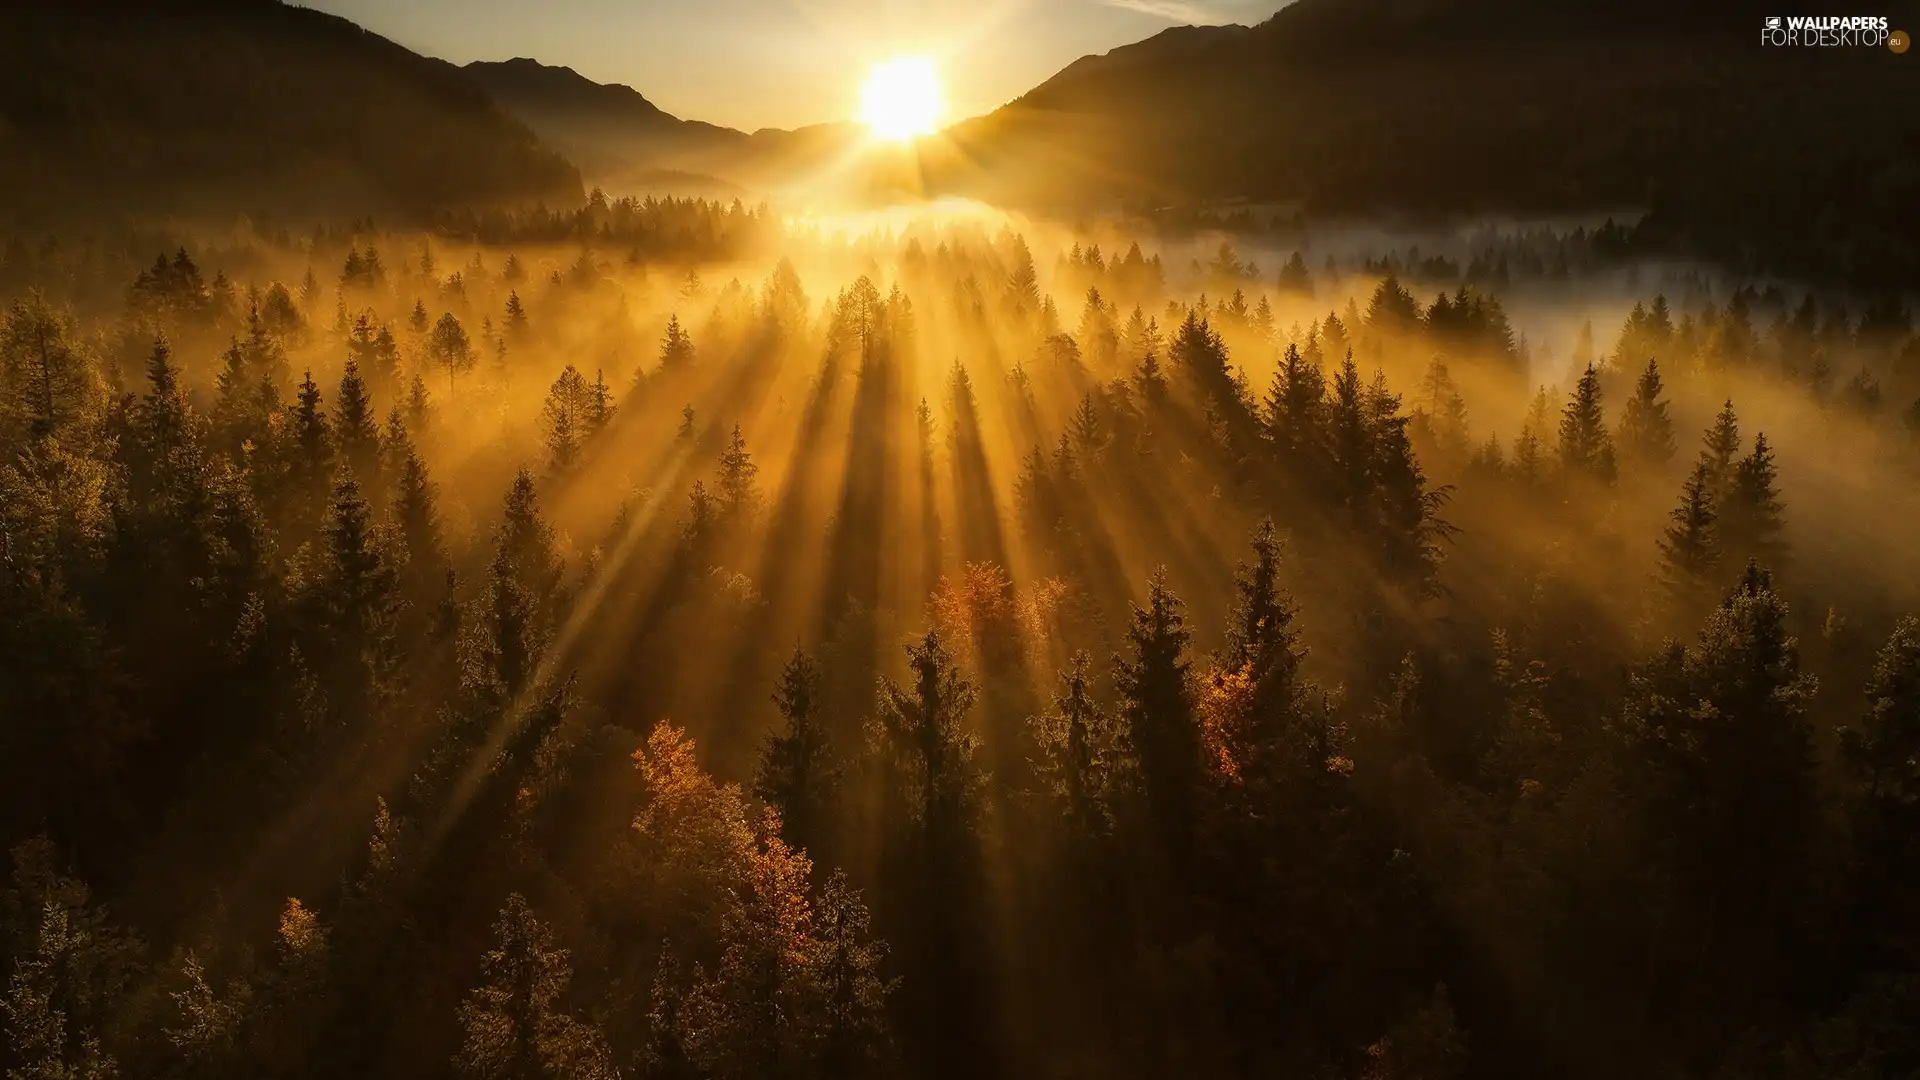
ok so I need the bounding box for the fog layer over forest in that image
[3,196,1919,1080]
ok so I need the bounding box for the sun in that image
[858,56,946,142]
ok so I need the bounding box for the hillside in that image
[938,0,1920,286]
[0,0,582,225]
[465,57,866,196]
[463,58,747,186]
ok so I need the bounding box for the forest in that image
[3,193,1920,1080]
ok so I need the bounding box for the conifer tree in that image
[584,370,615,438]
[1224,519,1299,676]
[716,424,760,521]
[541,366,588,476]
[1698,399,1742,498]
[1616,358,1676,467]
[1557,363,1615,482]
[1035,653,1118,840]
[1659,460,1721,604]
[659,316,695,371]
[318,469,401,714]
[754,648,838,856]
[1721,432,1786,570]
[385,410,444,587]
[1115,570,1197,858]
[428,313,475,395]
[876,630,982,839]
[1264,343,1326,477]
[336,359,380,489]
[0,295,97,442]
[405,375,434,439]
[503,291,529,340]
[809,870,895,1079]
[1,902,118,1080]
[455,894,614,1080]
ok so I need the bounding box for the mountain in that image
[0,0,581,225]
[938,0,1920,286]
[465,58,867,196]
[463,58,747,188]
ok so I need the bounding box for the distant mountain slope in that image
[939,0,1920,286]
[0,0,581,224]
[464,57,865,196]
[463,58,747,181]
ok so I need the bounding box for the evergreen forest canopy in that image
[3,197,1920,1080]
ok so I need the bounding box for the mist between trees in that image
[2,196,1919,1080]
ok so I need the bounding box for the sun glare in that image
[858,56,946,142]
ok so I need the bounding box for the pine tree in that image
[1624,565,1817,999]
[498,468,563,612]
[1659,460,1721,605]
[428,313,475,395]
[2,902,118,1080]
[1722,431,1786,569]
[754,648,838,856]
[1264,343,1326,477]
[876,630,982,839]
[1327,352,1371,513]
[1,295,97,442]
[1557,363,1615,482]
[1037,652,1130,846]
[405,375,434,439]
[1115,569,1197,858]
[285,369,334,533]
[717,424,760,521]
[681,481,718,565]
[1224,518,1299,676]
[660,316,695,371]
[386,410,445,585]
[1843,615,1920,806]
[584,370,615,437]
[336,359,380,489]
[318,469,401,713]
[455,894,614,1080]
[1616,358,1676,467]
[541,365,588,476]
[808,871,895,1079]
[503,291,529,340]
[1698,399,1742,497]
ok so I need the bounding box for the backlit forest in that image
[4,196,1920,1080]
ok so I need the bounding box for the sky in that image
[301,0,1284,131]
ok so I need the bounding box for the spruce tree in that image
[455,894,614,1080]
[1115,570,1197,859]
[1224,518,1298,676]
[336,359,380,489]
[717,424,760,521]
[541,366,587,476]
[1264,343,1326,477]
[428,313,475,395]
[876,630,981,839]
[1698,399,1742,498]
[1659,460,1721,603]
[1616,358,1676,468]
[754,648,838,856]
[659,316,695,371]
[1557,363,1615,482]
[1722,432,1786,570]
[503,291,528,340]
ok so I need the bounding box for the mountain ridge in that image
[0,0,582,224]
